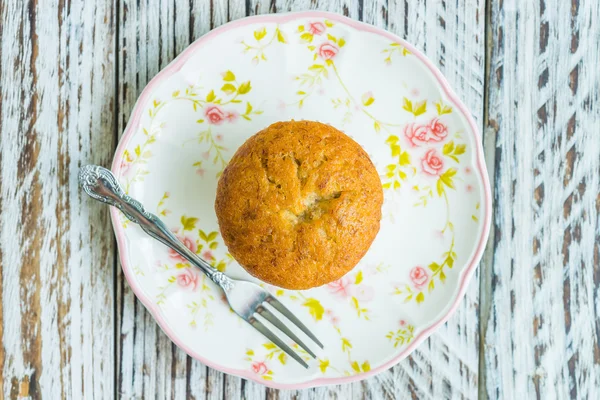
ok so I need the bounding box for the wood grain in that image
[481,0,600,398]
[0,0,116,399]
[114,0,486,399]
[2,0,599,398]
[116,0,249,398]
[361,1,486,399]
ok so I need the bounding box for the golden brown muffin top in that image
[215,120,383,289]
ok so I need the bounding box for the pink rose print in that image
[327,276,351,298]
[466,184,474,193]
[120,160,132,176]
[328,276,374,302]
[168,235,197,262]
[177,268,199,291]
[421,149,445,176]
[201,151,210,160]
[251,361,268,375]
[204,104,226,125]
[428,118,448,141]
[216,134,224,142]
[404,123,431,147]
[465,166,472,174]
[318,41,339,60]
[399,319,407,326]
[404,118,449,146]
[225,111,238,123]
[325,309,341,326]
[410,266,429,290]
[306,21,326,35]
[202,250,215,261]
[196,168,205,177]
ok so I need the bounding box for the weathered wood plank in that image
[116,0,249,398]
[116,1,486,399]
[113,1,484,399]
[116,0,179,396]
[482,0,600,398]
[360,1,486,399]
[259,1,487,399]
[3,0,599,397]
[0,0,116,399]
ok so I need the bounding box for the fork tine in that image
[266,296,324,349]
[248,317,309,369]
[257,306,317,358]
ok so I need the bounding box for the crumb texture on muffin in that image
[215,120,383,290]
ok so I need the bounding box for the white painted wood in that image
[252,3,485,400]
[3,0,599,398]
[0,0,116,399]
[117,0,181,395]
[361,1,486,399]
[120,0,486,399]
[116,1,362,398]
[482,0,600,398]
[116,1,253,399]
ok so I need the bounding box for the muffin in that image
[215,120,383,290]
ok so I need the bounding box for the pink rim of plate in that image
[110,11,492,389]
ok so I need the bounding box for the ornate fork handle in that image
[79,165,234,292]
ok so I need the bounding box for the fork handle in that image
[79,165,234,292]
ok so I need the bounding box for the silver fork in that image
[79,165,323,368]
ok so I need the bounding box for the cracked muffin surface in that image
[215,120,383,289]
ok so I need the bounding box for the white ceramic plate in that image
[111,11,491,389]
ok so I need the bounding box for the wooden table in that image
[1,0,598,398]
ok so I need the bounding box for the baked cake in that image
[215,120,383,289]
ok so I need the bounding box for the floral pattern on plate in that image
[111,11,491,389]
